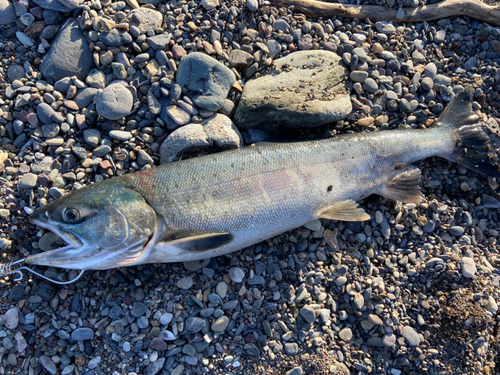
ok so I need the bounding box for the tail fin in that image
[436,87,500,177]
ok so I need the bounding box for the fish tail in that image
[435,87,500,177]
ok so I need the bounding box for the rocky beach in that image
[0,0,499,374]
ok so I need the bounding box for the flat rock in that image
[0,0,16,25]
[159,123,211,164]
[176,52,235,111]
[40,18,95,83]
[234,50,351,132]
[95,83,134,120]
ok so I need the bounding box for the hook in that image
[0,259,85,285]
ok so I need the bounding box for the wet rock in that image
[235,50,351,132]
[176,52,235,111]
[40,18,95,83]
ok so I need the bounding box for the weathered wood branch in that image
[268,0,500,27]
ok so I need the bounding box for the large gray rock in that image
[234,50,352,132]
[176,52,235,112]
[0,0,16,25]
[40,18,95,83]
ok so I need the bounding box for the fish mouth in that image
[27,217,97,270]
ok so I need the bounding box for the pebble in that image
[229,267,245,283]
[299,305,316,324]
[461,257,477,278]
[402,326,421,346]
[71,327,94,341]
[176,276,193,289]
[95,83,134,120]
[211,316,229,332]
[39,356,57,375]
[338,328,353,342]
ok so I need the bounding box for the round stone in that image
[461,257,476,278]
[338,327,353,341]
[95,83,133,120]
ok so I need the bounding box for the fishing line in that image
[0,259,85,285]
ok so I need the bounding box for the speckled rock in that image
[234,50,351,132]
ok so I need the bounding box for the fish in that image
[25,87,500,272]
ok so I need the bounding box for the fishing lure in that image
[0,258,84,285]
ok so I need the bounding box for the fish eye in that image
[63,208,81,224]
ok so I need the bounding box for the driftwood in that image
[268,0,500,27]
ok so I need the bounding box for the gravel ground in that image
[0,0,500,374]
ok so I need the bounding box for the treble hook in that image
[0,259,85,285]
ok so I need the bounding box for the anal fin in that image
[318,200,371,221]
[378,167,422,203]
[159,233,234,252]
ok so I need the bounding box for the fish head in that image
[27,180,158,270]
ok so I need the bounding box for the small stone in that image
[349,70,368,83]
[402,326,420,346]
[109,130,133,141]
[39,356,57,375]
[71,327,94,341]
[176,276,193,289]
[450,226,465,236]
[339,328,352,341]
[201,0,218,10]
[211,315,229,332]
[299,305,316,324]
[146,358,165,375]
[396,8,404,19]
[461,257,476,278]
[166,106,191,125]
[5,308,19,330]
[131,302,148,318]
[149,337,167,351]
[186,317,206,333]
[229,267,245,283]
[19,173,38,189]
[216,282,228,299]
[284,342,299,356]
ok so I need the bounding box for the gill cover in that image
[27,179,157,270]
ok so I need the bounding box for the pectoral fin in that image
[318,200,371,221]
[158,233,234,252]
[378,167,422,203]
